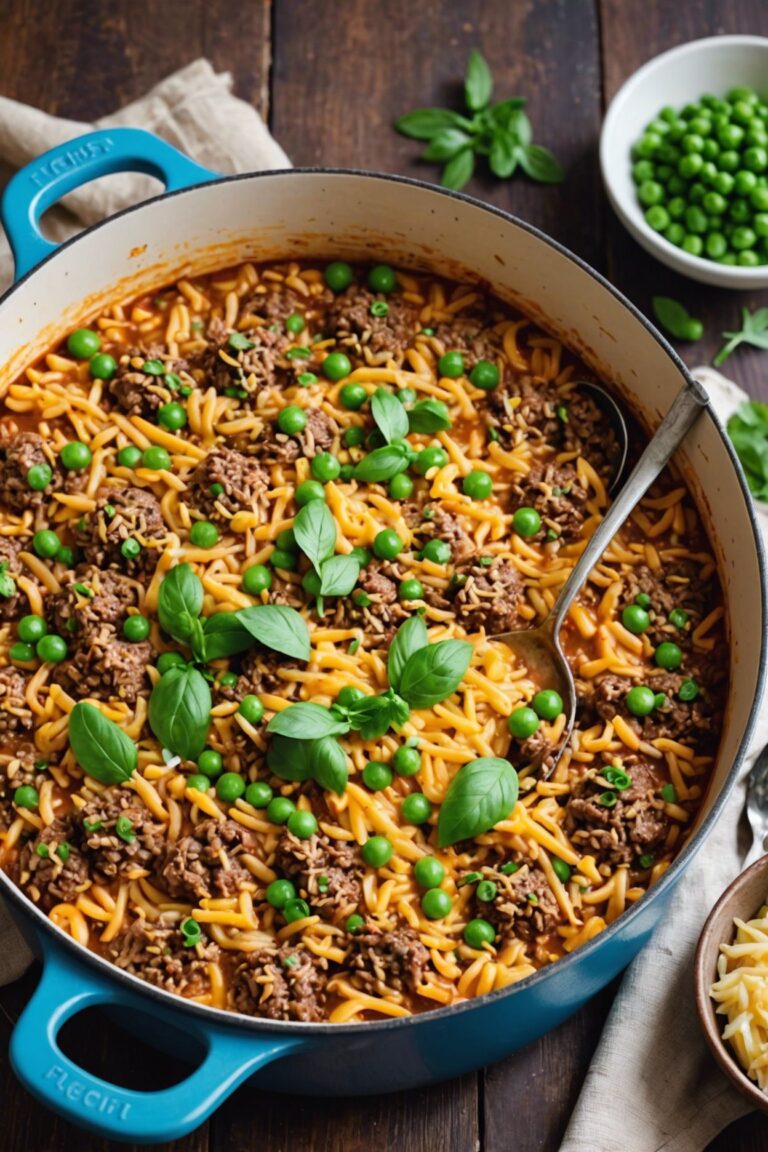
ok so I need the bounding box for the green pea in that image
[681,235,704,256]
[197,749,223,778]
[117,445,143,469]
[625,685,656,717]
[632,159,655,182]
[532,689,563,721]
[399,578,424,602]
[552,857,572,883]
[285,313,305,335]
[393,745,421,777]
[476,880,498,902]
[36,634,67,663]
[655,641,682,670]
[397,387,418,406]
[324,262,355,292]
[9,642,35,663]
[60,441,92,471]
[413,855,445,888]
[158,402,187,431]
[239,696,265,725]
[706,232,728,259]
[367,264,397,294]
[157,651,186,674]
[218,672,238,689]
[322,352,352,382]
[122,615,150,642]
[26,463,53,491]
[469,360,500,390]
[421,888,452,920]
[298,372,318,387]
[89,353,117,380]
[508,706,540,740]
[186,774,210,792]
[142,446,172,471]
[645,205,670,232]
[216,772,246,803]
[462,470,492,500]
[66,328,101,359]
[346,913,365,934]
[336,685,366,708]
[420,538,451,564]
[277,405,307,435]
[513,507,541,537]
[678,154,703,179]
[189,521,219,549]
[245,781,273,808]
[361,835,393,867]
[389,473,414,500]
[752,187,768,211]
[266,879,297,909]
[338,382,367,410]
[17,615,47,644]
[622,604,650,634]
[342,425,365,448]
[464,918,495,948]
[732,226,757,250]
[402,793,432,823]
[438,351,464,379]
[286,809,318,839]
[283,898,311,923]
[14,785,39,810]
[242,564,272,595]
[362,761,393,791]
[311,452,341,483]
[414,446,448,474]
[373,528,403,560]
[32,530,60,559]
[270,547,298,570]
[294,481,326,509]
[266,796,296,825]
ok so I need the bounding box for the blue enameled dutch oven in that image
[0,128,764,1144]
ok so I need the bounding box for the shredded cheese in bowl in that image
[710,900,768,1089]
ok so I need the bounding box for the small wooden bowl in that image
[694,856,768,1114]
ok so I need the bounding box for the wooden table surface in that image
[0,1,766,1149]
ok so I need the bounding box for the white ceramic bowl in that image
[600,35,768,289]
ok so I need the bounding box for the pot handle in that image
[1,126,220,281]
[11,936,308,1143]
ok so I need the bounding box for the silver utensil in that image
[743,743,768,869]
[493,377,710,777]
[577,381,629,494]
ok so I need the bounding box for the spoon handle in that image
[550,378,710,635]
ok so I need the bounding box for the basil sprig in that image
[371,387,410,445]
[388,615,428,692]
[398,639,473,710]
[407,399,452,434]
[158,564,205,657]
[237,605,311,662]
[148,665,211,760]
[68,701,138,784]
[353,442,411,483]
[267,734,348,795]
[437,756,519,847]
[292,501,360,600]
[395,49,563,191]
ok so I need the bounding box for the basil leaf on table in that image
[651,296,704,342]
[489,131,518,179]
[236,604,311,662]
[353,443,411,483]
[387,615,429,694]
[267,702,350,740]
[407,399,452,434]
[293,500,337,575]
[371,387,410,445]
[441,148,475,191]
[422,128,473,163]
[727,402,768,502]
[148,665,211,760]
[393,107,473,140]
[310,736,348,795]
[464,48,493,113]
[68,701,137,784]
[503,106,532,146]
[437,757,519,847]
[320,554,361,597]
[202,612,254,661]
[157,563,204,643]
[399,639,473,709]
[516,143,564,185]
[714,307,768,367]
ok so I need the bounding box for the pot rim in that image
[1,165,765,1035]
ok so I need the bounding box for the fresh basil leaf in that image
[423,128,473,162]
[388,616,429,693]
[441,148,475,191]
[407,398,452,434]
[727,402,768,500]
[490,130,518,179]
[394,107,473,140]
[399,639,472,709]
[266,735,314,781]
[347,694,394,741]
[437,757,519,847]
[148,666,211,760]
[651,296,703,342]
[486,97,527,126]
[371,387,410,445]
[236,604,311,661]
[516,143,564,184]
[293,500,337,575]
[715,307,768,367]
[353,442,410,483]
[505,107,532,146]
[385,688,411,729]
[69,701,138,785]
[464,48,493,113]
[158,564,204,644]
[267,702,350,740]
[310,736,348,795]
[202,612,253,661]
[320,554,361,597]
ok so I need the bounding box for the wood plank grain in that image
[272,0,603,267]
[600,0,768,397]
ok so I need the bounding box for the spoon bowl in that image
[577,381,630,495]
[493,377,710,777]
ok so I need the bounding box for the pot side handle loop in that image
[1,127,220,281]
[11,938,307,1143]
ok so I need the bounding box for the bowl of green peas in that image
[600,35,768,287]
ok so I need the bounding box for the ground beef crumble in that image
[230,944,328,1021]
[158,818,256,901]
[347,922,430,997]
[273,830,363,922]
[108,917,220,996]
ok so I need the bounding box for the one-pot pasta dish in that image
[0,258,726,1022]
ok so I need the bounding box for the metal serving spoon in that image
[492,376,710,777]
[576,381,630,494]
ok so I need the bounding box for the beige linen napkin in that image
[0,59,290,980]
[560,366,766,1152]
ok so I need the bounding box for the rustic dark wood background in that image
[0,1,766,1149]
